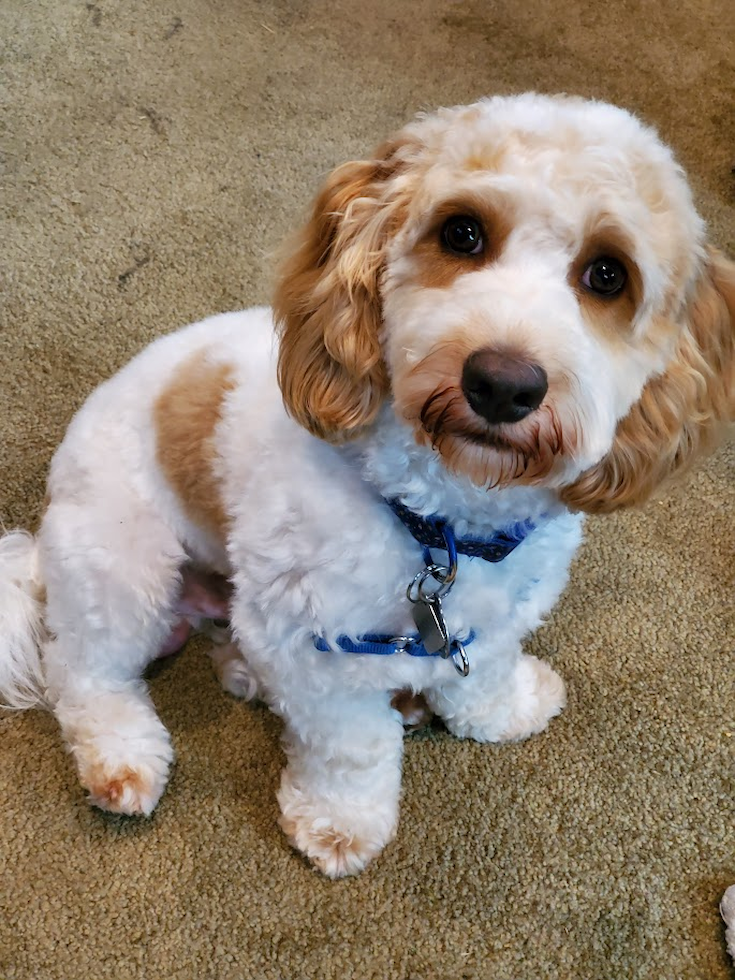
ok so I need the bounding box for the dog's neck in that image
[341,407,565,532]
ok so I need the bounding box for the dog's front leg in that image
[275,688,406,878]
[425,648,567,744]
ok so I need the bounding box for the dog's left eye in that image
[441,216,484,255]
[581,256,627,296]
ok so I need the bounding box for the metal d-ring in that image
[406,563,455,604]
[405,520,460,605]
[451,639,471,677]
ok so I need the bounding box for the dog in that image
[1,93,733,877]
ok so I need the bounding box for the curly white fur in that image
[1,93,732,877]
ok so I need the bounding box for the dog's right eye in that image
[581,256,628,297]
[441,216,484,256]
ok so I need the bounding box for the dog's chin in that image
[413,425,565,489]
[404,386,579,489]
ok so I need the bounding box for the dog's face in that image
[275,94,734,512]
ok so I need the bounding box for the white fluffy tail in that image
[0,530,47,709]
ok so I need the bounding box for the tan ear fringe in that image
[273,142,413,441]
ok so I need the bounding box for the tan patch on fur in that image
[277,812,366,876]
[412,194,513,291]
[85,763,154,815]
[312,826,355,853]
[155,354,235,537]
[306,824,374,878]
[464,143,508,173]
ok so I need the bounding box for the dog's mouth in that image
[412,382,571,487]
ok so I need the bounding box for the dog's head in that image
[274,94,734,513]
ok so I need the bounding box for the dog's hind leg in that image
[38,496,187,816]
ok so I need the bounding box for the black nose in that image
[462,349,548,425]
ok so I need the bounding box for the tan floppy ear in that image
[274,142,410,442]
[561,247,735,514]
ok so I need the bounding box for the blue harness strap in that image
[313,630,476,658]
[385,496,536,562]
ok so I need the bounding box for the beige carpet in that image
[1,1,733,977]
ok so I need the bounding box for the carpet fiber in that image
[1,1,733,977]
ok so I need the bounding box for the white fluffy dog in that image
[1,94,733,877]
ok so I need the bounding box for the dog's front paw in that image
[62,698,174,816]
[495,654,566,742]
[80,751,172,816]
[277,771,398,878]
[437,654,566,744]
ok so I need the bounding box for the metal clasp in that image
[404,522,470,675]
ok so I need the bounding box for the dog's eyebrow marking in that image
[412,193,514,291]
[569,219,643,338]
[154,352,235,539]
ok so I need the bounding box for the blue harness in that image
[384,497,536,564]
[312,497,537,675]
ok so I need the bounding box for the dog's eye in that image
[581,256,627,296]
[441,216,484,256]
